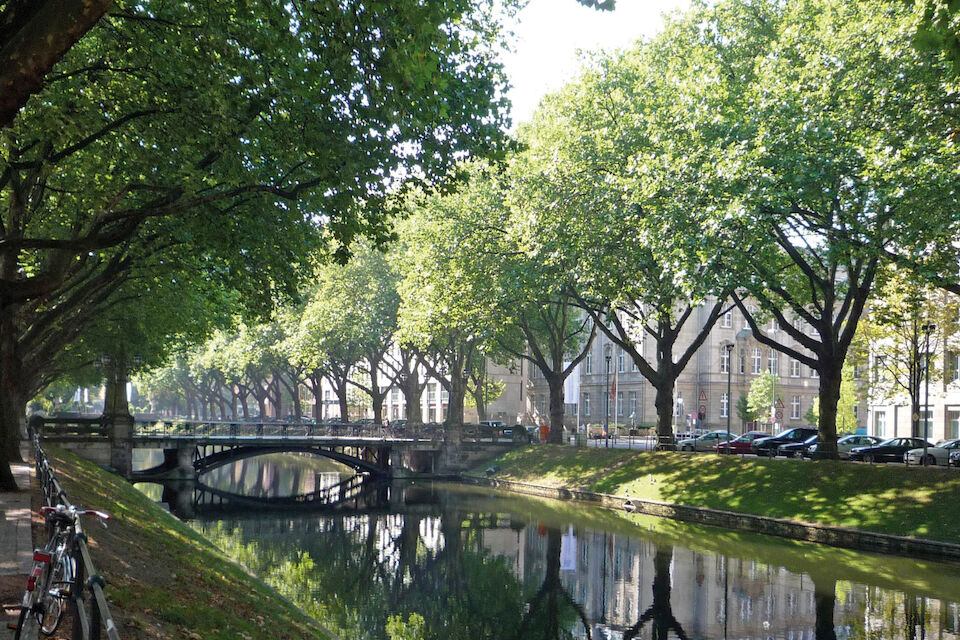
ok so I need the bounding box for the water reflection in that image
[178,483,960,640]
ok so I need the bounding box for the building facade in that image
[527,301,867,435]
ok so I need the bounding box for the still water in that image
[135,451,960,640]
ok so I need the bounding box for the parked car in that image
[751,427,819,457]
[951,450,960,467]
[848,437,932,463]
[807,434,883,460]
[904,439,960,466]
[480,420,509,435]
[779,435,818,458]
[715,431,770,454]
[678,430,735,452]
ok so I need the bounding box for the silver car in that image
[807,434,882,459]
[904,439,960,466]
[678,430,735,452]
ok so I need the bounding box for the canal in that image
[135,451,960,639]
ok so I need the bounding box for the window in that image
[810,367,819,378]
[790,359,800,377]
[874,411,886,438]
[632,359,638,372]
[585,354,592,375]
[720,393,729,418]
[617,351,625,373]
[948,352,960,384]
[720,349,730,374]
[722,311,732,328]
[948,410,960,439]
[791,395,801,419]
[768,350,778,374]
[920,409,933,438]
[853,364,862,379]
[752,348,762,374]
[853,405,859,419]
[739,352,745,374]
[617,392,624,416]
[873,356,885,381]
[629,391,637,417]
[770,318,779,333]
[583,393,591,417]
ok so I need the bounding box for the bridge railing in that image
[28,415,108,439]
[131,420,524,444]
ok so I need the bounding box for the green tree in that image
[0,0,516,489]
[858,268,959,437]
[736,395,756,428]
[509,17,738,448]
[746,372,780,428]
[663,0,960,458]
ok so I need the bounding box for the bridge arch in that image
[194,444,390,477]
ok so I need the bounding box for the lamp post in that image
[723,343,734,455]
[604,346,611,449]
[922,323,936,464]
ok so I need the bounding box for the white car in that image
[904,439,960,466]
[678,430,735,452]
[808,434,882,459]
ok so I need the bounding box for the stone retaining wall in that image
[462,475,960,562]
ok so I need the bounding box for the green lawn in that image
[43,446,331,639]
[479,445,960,544]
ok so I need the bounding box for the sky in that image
[502,0,691,127]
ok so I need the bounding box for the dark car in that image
[779,434,818,458]
[751,427,819,457]
[849,437,932,463]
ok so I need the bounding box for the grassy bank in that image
[43,446,330,640]
[475,446,960,545]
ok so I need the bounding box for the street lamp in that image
[922,323,936,463]
[722,343,734,455]
[604,345,611,449]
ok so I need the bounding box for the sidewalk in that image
[1,462,34,640]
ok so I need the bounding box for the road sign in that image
[699,390,707,402]
[775,410,783,421]
[774,397,785,409]
[698,404,706,415]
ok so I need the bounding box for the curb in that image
[461,475,960,562]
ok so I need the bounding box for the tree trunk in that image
[813,576,837,640]
[817,363,842,460]
[547,375,565,444]
[368,367,385,425]
[269,378,282,418]
[0,317,26,467]
[473,382,487,423]
[653,383,675,450]
[402,374,423,426]
[337,387,349,422]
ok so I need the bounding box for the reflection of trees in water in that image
[197,506,530,640]
[624,545,688,640]
[192,489,958,640]
[513,527,590,640]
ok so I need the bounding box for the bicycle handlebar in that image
[40,504,111,522]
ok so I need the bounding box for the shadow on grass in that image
[494,446,960,544]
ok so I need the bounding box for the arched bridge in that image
[31,417,525,481]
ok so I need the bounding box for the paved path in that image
[1,463,33,576]
[1,462,34,640]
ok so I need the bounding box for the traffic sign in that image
[774,397,785,409]
[775,410,783,421]
[699,390,708,402]
[698,404,706,415]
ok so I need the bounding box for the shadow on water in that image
[133,457,960,640]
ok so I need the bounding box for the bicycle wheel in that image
[37,553,71,635]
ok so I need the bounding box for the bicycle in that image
[9,504,110,639]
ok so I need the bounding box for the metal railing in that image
[32,431,121,640]
[130,419,526,444]
[28,415,108,439]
